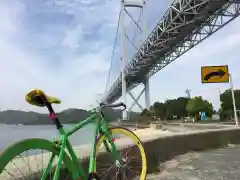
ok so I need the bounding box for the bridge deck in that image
[104,0,240,103]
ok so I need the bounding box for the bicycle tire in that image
[0,138,77,180]
[94,127,147,180]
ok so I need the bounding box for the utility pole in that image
[185,89,191,123]
[185,89,191,99]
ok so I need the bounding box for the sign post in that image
[201,65,238,126]
[229,73,238,126]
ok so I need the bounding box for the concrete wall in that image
[70,127,240,176]
[143,127,240,173]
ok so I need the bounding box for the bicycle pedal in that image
[88,172,101,180]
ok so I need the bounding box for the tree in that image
[149,97,189,120]
[162,97,189,119]
[220,89,240,120]
[173,97,189,117]
[150,102,166,120]
[138,109,152,125]
[186,96,214,120]
[140,109,151,117]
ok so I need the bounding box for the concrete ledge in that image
[164,122,235,129]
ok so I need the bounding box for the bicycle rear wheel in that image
[0,138,77,180]
[94,127,147,180]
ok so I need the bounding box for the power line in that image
[104,10,121,94]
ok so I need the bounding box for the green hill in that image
[0,108,139,125]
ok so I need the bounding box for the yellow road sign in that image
[201,65,229,83]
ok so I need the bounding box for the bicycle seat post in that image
[45,102,63,130]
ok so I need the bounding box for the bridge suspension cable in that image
[104,10,121,95]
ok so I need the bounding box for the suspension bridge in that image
[103,0,240,120]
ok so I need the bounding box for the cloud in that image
[0,0,113,113]
[62,25,84,48]
[0,1,25,36]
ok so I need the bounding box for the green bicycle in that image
[0,89,147,180]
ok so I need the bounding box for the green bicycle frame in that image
[41,110,124,180]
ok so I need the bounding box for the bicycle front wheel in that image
[0,138,77,180]
[94,127,147,180]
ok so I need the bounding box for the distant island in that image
[0,108,140,125]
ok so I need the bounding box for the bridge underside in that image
[104,0,240,104]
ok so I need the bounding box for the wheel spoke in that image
[100,166,115,179]
[3,168,17,179]
[10,159,27,179]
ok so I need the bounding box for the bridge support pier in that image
[128,90,144,112]
[120,1,128,120]
[128,77,151,117]
[120,0,149,120]
[144,75,150,109]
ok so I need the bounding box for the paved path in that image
[147,144,240,180]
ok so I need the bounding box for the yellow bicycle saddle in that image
[25,89,61,107]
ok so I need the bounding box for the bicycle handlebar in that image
[99,102,126,110]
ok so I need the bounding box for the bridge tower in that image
[120,0,149,120]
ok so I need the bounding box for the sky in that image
[0,0,239,113]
